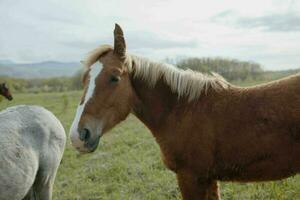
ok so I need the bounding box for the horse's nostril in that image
[79,128,91,141]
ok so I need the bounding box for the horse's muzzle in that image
[73,127,101,153]
[7,95,13,101]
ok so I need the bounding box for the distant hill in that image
[0,60,82,78]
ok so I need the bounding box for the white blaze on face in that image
[70,63,103,150]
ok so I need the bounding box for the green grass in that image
[0,91,299,200]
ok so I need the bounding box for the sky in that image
[1,0,300,70]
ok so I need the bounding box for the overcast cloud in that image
[212,11,300,32]
[1,0,300,70]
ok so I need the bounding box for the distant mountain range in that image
[0,60,82,79]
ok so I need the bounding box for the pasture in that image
[0,90,299,199]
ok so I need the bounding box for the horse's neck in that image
[131,76,179,133]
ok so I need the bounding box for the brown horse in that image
[70,24,300,200]
[0,83,13,101]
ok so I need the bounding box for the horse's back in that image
[243,73,300,125]
[0,105,66,200]
[213,75,300,181]
[0,105,66,147]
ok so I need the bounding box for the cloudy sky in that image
[1,0,300,70]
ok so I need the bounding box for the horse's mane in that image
[82,44,113,68]
[125,55,229,101]
[84,45,230,101]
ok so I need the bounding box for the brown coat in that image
[131,74,300,199]
[71,24,300,200]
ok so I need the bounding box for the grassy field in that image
[0,91,299,200]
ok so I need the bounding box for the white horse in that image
[0,105,66,200]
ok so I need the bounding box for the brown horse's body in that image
[131,73,300,199]
[70,24,300,200]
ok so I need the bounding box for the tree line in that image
[2,57,295,93]
[176,57,263,81]
[0,70,82,93]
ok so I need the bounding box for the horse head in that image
[70,24,135,153]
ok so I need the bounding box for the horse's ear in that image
[113,23,126,59]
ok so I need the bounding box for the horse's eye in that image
[109,75,121,83]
